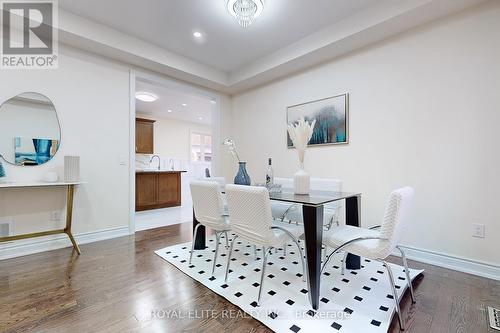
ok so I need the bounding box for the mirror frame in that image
[0,92,62,167]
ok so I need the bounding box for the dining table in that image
[192,189,362,310]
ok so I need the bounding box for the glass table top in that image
[269,190,361,206]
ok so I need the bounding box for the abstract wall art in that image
[14,137,59,166]
[287,93,349,147]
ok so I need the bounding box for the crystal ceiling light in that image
[226,0,264,28]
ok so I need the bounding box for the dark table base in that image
[193,210,206,250]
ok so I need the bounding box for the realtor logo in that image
[1,0,58,69]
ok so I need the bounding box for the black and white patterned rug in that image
[155,233,423,333]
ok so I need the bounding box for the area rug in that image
[155,233,423,333]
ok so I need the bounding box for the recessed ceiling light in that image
[198,116,203,120]
[182,103,187,107]
[167,109,172,113]
[193,31,202,38]
[135,92,158,102]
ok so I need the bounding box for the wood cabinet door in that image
[158,173,181,206]
[136,119,154,154]
[136,173,158,210]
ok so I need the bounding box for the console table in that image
[0,181,84,254]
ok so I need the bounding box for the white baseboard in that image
[2,227,499,282]
[394,245,500,281]
[0,226,131,261]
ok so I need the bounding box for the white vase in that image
[64,156,80,182]
[294,168,310,195]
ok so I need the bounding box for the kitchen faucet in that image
[149,155,161,170]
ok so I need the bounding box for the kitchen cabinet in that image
[135,171,184,211]
[135,118,155,154]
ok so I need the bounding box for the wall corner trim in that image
[394,245,500,281]
[0,226,131,261]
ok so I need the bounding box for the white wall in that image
[214,94,234,179]
[0,45,131,253]
[229,2,500,266]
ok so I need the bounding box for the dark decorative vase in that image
[0,160,5,179]
[234,161,251,185]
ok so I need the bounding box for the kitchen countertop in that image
[136,170,187,174]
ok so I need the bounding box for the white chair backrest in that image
[379,187,415,251]
[190,180,226,229]
[197,176,226,190]
[225,184,275,246]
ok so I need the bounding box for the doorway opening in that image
[131,73,220,232]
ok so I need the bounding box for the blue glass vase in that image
[0,160,5,178]
[234,161,251,185]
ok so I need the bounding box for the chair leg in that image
[321,250,334,274]
[223,231,229,249]
[189,223,201,265]
[289,237,306,282]
[397,246,416,304]
[254,245,257,258]
[224,235,238,282]
[283,243,287,256]
[271,226,307,283]
[380,259,405,331]
[212,232,221,275]
[257,246,270,306]
[341,251,348,275]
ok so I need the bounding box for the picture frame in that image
[286,93,349,148]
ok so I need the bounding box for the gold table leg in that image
[64,184,81,255]
[0,184,82,255]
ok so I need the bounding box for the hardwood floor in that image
[0,223,498,333]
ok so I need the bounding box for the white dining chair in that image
[197,176,228,214]
[224,184,306,306]
[189,180,231,275]
[321,187,416,331]
[198,176,226,189]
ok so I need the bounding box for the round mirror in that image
[0,92,60,166]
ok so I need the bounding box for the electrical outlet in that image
[0,220,12,237]
[50,211,62,221]
[472,223,485,238]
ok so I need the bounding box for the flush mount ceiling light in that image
[226,0,264,28]
[182,103,187,107]
[167,109,172,113]
[193,31,202,38]
[135,92,158,102]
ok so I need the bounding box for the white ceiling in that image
[136,80,213,125]
[55,0,486,94]
[59,0,378,72]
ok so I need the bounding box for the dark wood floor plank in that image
[0,223,498,333]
